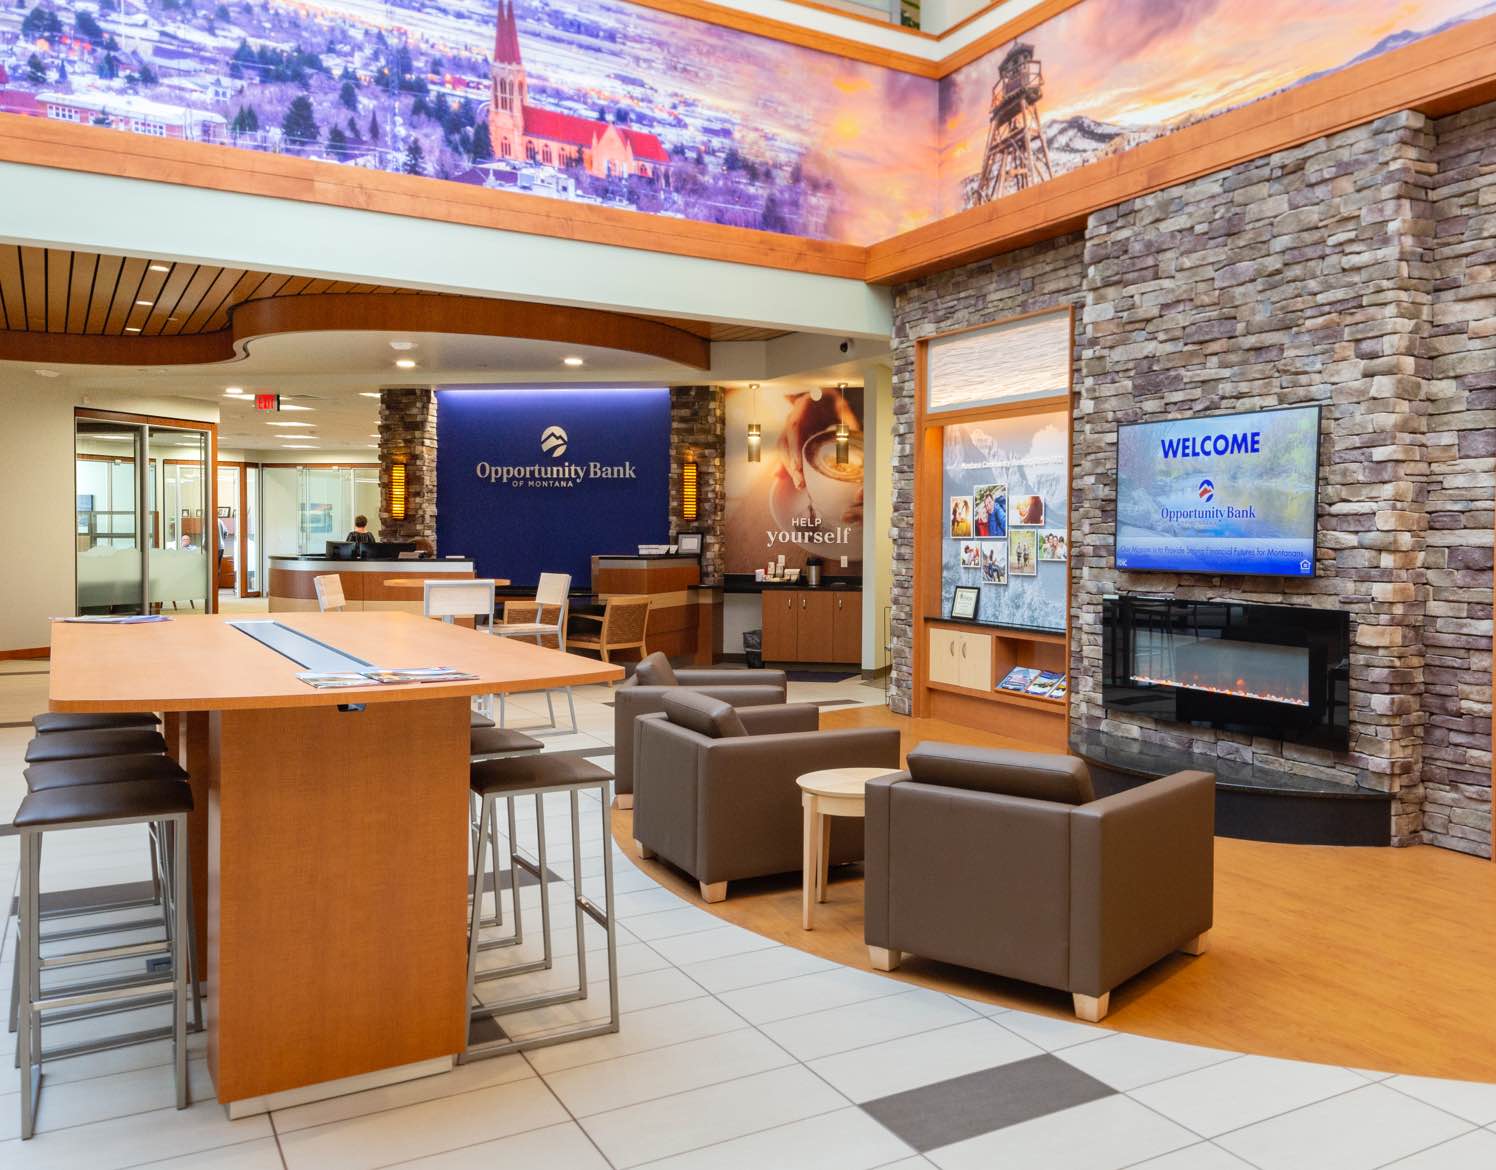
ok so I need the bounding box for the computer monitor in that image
[365,541,418,560]
[325,540,357,561]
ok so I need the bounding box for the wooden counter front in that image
[590,555,715,663]
[267,557,476,614]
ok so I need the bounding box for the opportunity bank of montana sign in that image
[475,425,639,488]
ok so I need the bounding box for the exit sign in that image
[254,393,279,412]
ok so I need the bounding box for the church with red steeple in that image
[488,0,668,180]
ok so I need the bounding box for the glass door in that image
[75,419,145,615]
[217,464,241,598]
[244,465,261,595]
[153,426,211,612]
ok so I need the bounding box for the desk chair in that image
[567,596,650,682]
[492,573,576,733]
[313,574,346,612]
[423,579,498,629]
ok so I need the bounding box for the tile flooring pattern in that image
[2,668,1496,1169]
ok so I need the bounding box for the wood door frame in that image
[911,305,1074,728]
[215,459,261,598]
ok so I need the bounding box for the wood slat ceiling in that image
[0,246,425,338]
[0,246,792,344]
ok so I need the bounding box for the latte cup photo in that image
[801,427,865,527]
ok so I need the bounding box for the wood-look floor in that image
[613,705,1496,1083]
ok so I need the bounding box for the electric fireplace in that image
[1102,596,1350,751]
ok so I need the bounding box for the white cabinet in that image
[928,628,992,691]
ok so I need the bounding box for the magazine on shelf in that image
[1049,677,1068,700]
[1025,671,1066,696]
[997,666,1043,693]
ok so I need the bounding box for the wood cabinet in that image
[760,589,861,664]
[832,591,862,664]
[928,627,992,691]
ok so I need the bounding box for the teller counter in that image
[268,556,477,613]
[591,554,717,664]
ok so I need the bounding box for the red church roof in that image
[520,104,668,164]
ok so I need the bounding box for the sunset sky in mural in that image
[938,0,1490,214]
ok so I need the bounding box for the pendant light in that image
[746,383,762,462]
[834,382,851,467]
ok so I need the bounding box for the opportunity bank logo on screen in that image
[1198,478,1215,503]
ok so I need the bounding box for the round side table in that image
[796,767,897,931]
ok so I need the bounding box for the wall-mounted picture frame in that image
[951,585,980,621]
[676,531,704,555]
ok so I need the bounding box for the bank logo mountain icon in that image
[1198,478,1215,503]
[541,426,569,459]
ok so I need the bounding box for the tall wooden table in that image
[48,612,622,1115]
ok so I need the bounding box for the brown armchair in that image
[612,652,788,808]
[569,595,651,678]
[864,742,1214,1022]
[633,691,900,903]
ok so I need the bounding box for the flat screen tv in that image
[1115,405,1321,577]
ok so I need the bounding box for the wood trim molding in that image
[0,114,869,281]
[936,0,1084,73]
[868,11,1496,283]
[0,646,48,660]
[2,291,712,368]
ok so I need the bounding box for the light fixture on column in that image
[388,458,408,522]
[681,449,699,522]
[746,384,762,463]
[834,382,851,467]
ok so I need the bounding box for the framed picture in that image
[1012,494,1045,526]
[949,495,974,538]
[1039,531,1068,562]
[676,531,704,555]
[973,483,1007,538]
[951,586,980,621]
[1009,530,1037,576]
[980,540,1007,585]
[959,541,982,569]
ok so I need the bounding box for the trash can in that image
[743,629,764,670]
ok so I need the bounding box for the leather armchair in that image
[864,742,1214,1021]
[612,651,787,807]
[633,691,900,903]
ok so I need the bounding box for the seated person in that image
[347,515,376,545]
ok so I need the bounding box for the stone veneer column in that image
[668,385,725,586]
[378,387,438,548]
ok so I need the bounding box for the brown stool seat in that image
[25,753,189,793]
[34,712,161,734]
[13,778,193,829]
[471,711,496,730]
[470,753,610,797]
[470,727,544,757]
[24,728,168,764]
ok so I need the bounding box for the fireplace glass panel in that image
[1131,628,1311,707]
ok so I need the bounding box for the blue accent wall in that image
[436,388,672,590]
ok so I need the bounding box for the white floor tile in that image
[271,1055,533,1134]
[718,966,907,1025]
[1130,1054,1367,1138]
[647,923,781,967]
[276,1077,568,1170]
[0,1098,270,1170]
[1378,1128,1496,1168]
[638,1105,914,1170]
[546,1028,792,1117]
[1056,1032,1240,1092]
[681,945,837,994]
[1216,1083,1472,1170]
[926,1093,1195,1170]
[990,1010,1109,1052]
[381,1121,611,1169]
[0,1058,215,1142]
[125,1137,288,1170]
[624,906,727,942]
[809,1018,1042,1103]
[760,987,978,1062]
[580,1065,847,1168]
[525,996,750,1075]
[1385,1072,1496,1126]
[1126,1143,1257,1168]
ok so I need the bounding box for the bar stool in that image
[463,753,618,1061]
[467,727,543,935]
[14,777,195,1139]
[10,754,204,1040]
[33,713,161,734]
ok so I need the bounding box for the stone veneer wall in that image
[890,108,1494,856]
[668,385,725,586]
[378,387,438,548]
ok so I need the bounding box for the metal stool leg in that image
[464,795,491,1018]
[599,781,620,1032]
[544,690,556,729]
[18,830,39,1139]
[170,815,189,1110]
[571,790,587,1002]
[565,688,578,734]
[534,794,553,970]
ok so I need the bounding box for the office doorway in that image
[216,461,262,599]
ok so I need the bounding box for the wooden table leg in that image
[801,793,817,931]
[818,814,832,904]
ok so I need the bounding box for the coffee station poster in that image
[724,386,865,576]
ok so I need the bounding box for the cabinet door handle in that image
[961,642,967,659]
[801,598,807,609]
[948,641,955,657]
[837,598,843,609]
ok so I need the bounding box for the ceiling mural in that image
[0,0,1490,244]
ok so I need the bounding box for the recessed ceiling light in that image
[368,434,380,439]
[389,340,417,351]
[277,403,314,412]
[125,326,142,333]
[135,299,153,307]
[359,391,382,399]
[280,444,320,450]
[562,356,585,367]
[265,421,314,428]
[394,358,417,370]
[33,369,59,378]
[148,263,170,272]
[224,386,245,395]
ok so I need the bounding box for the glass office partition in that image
[75,420,144,614]
[301,467,345,550]
[153,427,211,612]
[217,464,240,597]
[244,466,261,594]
